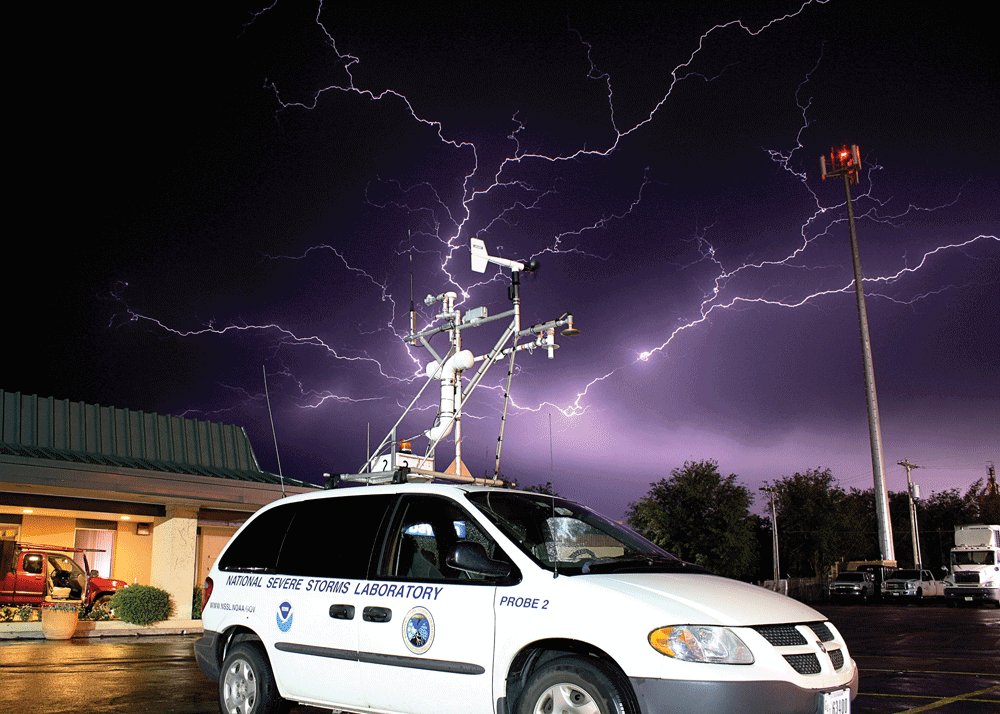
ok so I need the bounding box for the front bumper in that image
[945,586,1000,605]
[630,666,859,714]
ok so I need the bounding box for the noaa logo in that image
[403,606,434,655]
[276,601,293,632]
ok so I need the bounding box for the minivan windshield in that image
[466,491,707,575]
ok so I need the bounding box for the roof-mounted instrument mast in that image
[359,236,579,486]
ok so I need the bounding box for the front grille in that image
[806,622,834,642]
[954,572,980,584]
[752,624,806,646]
[755,621,843,676]
[784,653,821,675]
[829,649,844,670]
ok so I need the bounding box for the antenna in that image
[549,413,554,473]
[263,365,286,498]
[409,233,416,338]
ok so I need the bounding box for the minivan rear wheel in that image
[219,642,289,714]
[518,656,627,714]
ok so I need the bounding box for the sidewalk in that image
[0,619,203,640]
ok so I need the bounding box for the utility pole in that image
[898,458,923,569]
[764,486,781,587]
[821,145,895,565]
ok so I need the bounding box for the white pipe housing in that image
[424,349,475,442]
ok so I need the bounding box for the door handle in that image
[329,604,355,620]
[363,606,392,623]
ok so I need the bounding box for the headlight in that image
[649,626,753,664]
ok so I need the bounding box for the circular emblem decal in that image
[276,601,293,632]
[403,606,434,655]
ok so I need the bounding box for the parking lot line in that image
[890,685,1000,713]
[861,667,998,677]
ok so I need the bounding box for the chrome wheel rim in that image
[222,657,257,714]
[532,683,601,714]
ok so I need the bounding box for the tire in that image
[518,656,628,714]
[92,594,113,608]
[219,642,289,714]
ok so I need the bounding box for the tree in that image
[917,481,984,572]
[979,469,1000,524]
[523,481,559,496]
[626,460,757,580]
[836,488,880,564]
[767,468,846,578]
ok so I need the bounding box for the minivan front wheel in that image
[220,642,288,714]
[519,656,628,714]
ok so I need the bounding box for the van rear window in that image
[219,504,297,574]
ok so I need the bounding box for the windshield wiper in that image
[582,554,710,575]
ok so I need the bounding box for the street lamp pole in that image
[821,145,896,565]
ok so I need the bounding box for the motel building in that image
[1,389,317,619]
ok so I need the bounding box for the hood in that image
[89,576,127,588]
[587,573,825,627]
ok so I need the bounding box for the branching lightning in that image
[114,0,997,457]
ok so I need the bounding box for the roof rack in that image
[326,466,508,489]
[10,542,107,553]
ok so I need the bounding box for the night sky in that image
[15,1,997,520]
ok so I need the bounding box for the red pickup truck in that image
[1,541,128,609]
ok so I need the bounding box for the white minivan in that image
[195,479,857,714]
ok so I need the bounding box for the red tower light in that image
[821,144,861,184]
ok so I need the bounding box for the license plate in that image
[965,596,974,602]
[823,688,850,714]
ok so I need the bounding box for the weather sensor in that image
[359,236,578,484]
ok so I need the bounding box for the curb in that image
[0,619,203,640]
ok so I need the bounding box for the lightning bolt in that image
[114,1,996,453]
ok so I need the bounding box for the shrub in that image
[40,602,84,616]
[191,586,203,620]
[83,603,116,621]
[0,605,41,622]
[109,585,175,625]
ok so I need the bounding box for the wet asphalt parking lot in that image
[1,602,997,714]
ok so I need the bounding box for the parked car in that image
[196,479,858,714]
[0,541,127,610]
[828,571,875,603]
[882,569,945,602]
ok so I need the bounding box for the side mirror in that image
[446,542,512,579]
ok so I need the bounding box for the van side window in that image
[379,495,505,583]
[276,495,393,579]
[219,504,298,574]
